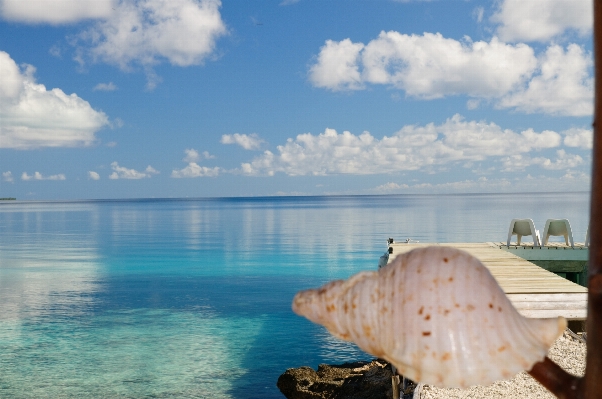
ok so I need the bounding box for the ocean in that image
[0,193,591,398]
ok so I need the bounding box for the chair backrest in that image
[513,220,533,236]
[542,218,573,247]
[546,220,568,236]
[507,218,540,247]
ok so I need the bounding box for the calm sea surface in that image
[0,193,590,398]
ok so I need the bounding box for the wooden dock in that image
[387,242,587,320]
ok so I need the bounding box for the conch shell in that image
[292,246,566,388]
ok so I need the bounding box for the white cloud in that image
[498,44,593,116]
[220,133,265,150]
[492,0,593,42]
[93,82,117,91]
[563,128,593,149]
[108,162,158,179]
[173,148,219,177]
[21,171,66,181]
[2,171,13,182]
[0,51,109,149]
[88,171,100,180]
[181,148,216,163]
[473,6,484,23]
[308,39,365,91]
[370,174,589,194]
[75,0,227,89]
[501,150,583,172]
[145,165,159,174]
[239,115,575,177]
[308,32,593,116]
[375,182,409,192]
[0,0,114,24]
[183,148,200,162]
[171,163,220,178]
[310,32,536,98]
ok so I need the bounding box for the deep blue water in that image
[0,193,591,398]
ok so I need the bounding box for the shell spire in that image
[292,246,566,388]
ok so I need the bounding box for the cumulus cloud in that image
[309,32,536,97]
[2,171,13,182]
[0,51,109,149]
[0,0,114,24]
[88,171,100,180]
[563,128,593,149]
[171,163,220,178]
[74,0,227,89]
[498,44,593,116]
[172,148,220,177]
[181,148,214,162]
[93,82,117,91]
[308,39,365,91]
[108,162,159,179]
[21,171,66,181]
[370,174,589,194]
[239,115,577,176]
[492,0,593,42]
[220,133,265,150]
[501,150,583,172]
[183,148,200,163]
[375,182,409,192]
[308,32,593,116]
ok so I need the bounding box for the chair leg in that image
[517,235,522,245]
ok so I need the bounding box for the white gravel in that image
[415,330,586,399]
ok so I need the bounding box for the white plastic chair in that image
[542,219,574,247]
[507,219,541,247]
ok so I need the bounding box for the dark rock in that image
[277,359,396,399]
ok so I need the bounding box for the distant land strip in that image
[0,198,16,200]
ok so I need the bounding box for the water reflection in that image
[0,204,102,321]
[0,194,591,398]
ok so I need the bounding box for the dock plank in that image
[387,242,587,319]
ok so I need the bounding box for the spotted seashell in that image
[292,246,566,388]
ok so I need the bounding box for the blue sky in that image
[0,0,594,200]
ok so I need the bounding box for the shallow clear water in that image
[0,193,590,398]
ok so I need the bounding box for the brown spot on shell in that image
[448,277,453,282]
[443,309,450,316]
[498,345,507,352]
[422,331,431,336]
[466,304,475,311]
[443,257,448,263]
[489,303,494,309]
[498,306,502,312]
[418,306,424,315]
[363,325,372,337]
[441,352,451,361]
[425,314,431,320]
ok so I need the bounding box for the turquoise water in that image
[0,193,590,398]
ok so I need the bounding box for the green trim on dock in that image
[498,243,588,286]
